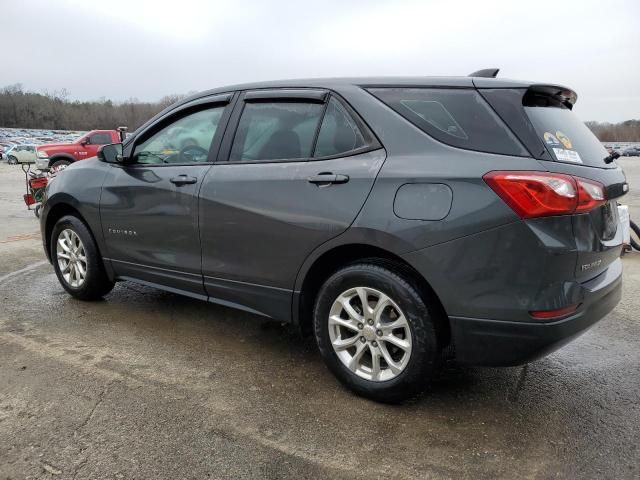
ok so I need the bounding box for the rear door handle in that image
[307,172,349,185]
[170,175,198,186]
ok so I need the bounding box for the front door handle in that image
[170,175,198,186]
[307,172,350,185]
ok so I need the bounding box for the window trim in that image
[216,90,382,165]
[122,93,236,168]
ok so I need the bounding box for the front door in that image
[100,97,231,298]
[199,90,385,318]
[79,131,113,159]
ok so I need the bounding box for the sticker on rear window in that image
[543,132,561,146]
[556,131,573,149]
[553,148,582,163]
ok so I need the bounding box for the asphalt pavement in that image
[0,160,638,479]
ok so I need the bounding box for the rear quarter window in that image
[367,88,528,156]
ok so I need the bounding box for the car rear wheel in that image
[8,156,17,165]
[51,215,114,300]
[314,262,440,403]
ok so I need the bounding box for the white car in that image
[6,144,37,164]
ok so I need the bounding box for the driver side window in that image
[133,106,225,164]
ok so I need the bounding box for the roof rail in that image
[468,68,500,78]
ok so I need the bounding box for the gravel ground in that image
[0,159,638,479]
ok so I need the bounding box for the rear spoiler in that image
[528,84,578,110]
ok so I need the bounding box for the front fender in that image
[40,160,110,268]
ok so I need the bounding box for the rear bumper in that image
[450,258,623,366]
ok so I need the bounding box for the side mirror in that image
[97,143,124,163]
[80,138,90,146]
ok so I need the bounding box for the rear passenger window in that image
[314,97,366,157]
[230,102,324,161]
[368,88,528,156]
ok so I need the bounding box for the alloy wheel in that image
[328,287,412,382]
[57,229,87,288]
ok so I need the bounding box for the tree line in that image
[1,84,639,141]
[0,84,185,132]
[585,120,640,143]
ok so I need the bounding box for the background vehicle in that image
[0,142,13,161]
[41,74,626,402]
[7,144,37,164]
[622,146,640,156]
[35,129,120,169]
[3,144,16,163]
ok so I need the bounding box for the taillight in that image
[575,177,606,212]
[483,171,606,218]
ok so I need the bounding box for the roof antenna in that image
[468,68,500,78]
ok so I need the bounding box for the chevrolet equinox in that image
[40,71,626,402]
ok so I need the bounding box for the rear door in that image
[100,94,233,297]
[199,89,385,319]
[480,87,628,281]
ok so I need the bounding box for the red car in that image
[35,130,121,170]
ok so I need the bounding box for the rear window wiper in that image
[604,151,620,164]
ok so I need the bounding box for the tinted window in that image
[89,133,112,145]
[133,106,225,164]
[230,101,324,161]
[314,97,366,157]
[524,94,611,168]
[368,88,528,156]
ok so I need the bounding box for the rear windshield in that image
[524,94,610,168]
[367,87,528,156]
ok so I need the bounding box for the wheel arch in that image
[44,203,88,260]
[44,202,113,281]
[294,242,450,346]
[48,153,75,167]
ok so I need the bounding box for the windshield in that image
[524,95,610,168]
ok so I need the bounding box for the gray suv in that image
[40,72,626,402]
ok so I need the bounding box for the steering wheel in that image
[179,145,208,163]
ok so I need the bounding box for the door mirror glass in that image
[80,138,89,146]
[97,143,124,163]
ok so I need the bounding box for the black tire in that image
[313,262,440,403]
[51,215,114,300]
[8,155,18,165]
[51,159,71,170]
[631,220,640,251]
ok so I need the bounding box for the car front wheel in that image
[51,215,114,300]
[314,262,440,403]
[50,159,71,171]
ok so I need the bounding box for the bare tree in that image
[0,85,187,131]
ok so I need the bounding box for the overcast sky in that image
[2,0,638,122]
